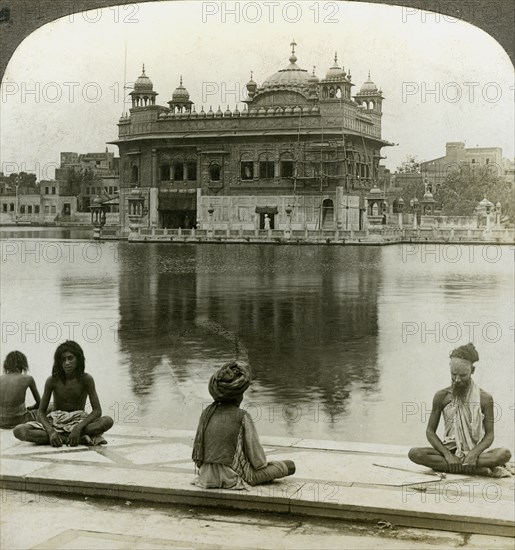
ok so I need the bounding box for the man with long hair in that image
[0,351,41,429]
[408,343,512,476]
[13,341,113,446]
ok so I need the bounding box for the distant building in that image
[421,142,513,188]
[56,149,120,211]
[110,44,394,232]
[0,179,77,224]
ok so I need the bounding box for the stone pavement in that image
[1,426,513,539]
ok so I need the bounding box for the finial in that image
[142,63,146,75]
[180,75,183,86]
[312,66,316,75]
[290,38,297,54]
[334,52,338,64]
[250,70,253,80]
[368,70,371,79]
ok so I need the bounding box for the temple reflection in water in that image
[116,243,381,425]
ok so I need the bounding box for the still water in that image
[1,228,513,448]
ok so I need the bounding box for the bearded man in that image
[408,343,511,476]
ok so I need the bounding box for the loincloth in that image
[0,407,38,430]
[26,410,89,434]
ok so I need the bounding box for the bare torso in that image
[0,374,34,426]
[50,376,88,412]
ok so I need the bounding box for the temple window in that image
[280,161,294,178]
[173,162,184,181]
[160,163,170,181]
[209,163,221,181]
[259,161,275,179]
[241,162,254,180]
[131,165,139,183]
[186,161,197,181]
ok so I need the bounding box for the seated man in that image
[409,343,512,476]
[14,341,113,447]
[192,361,296,489]
[0,351,41,429]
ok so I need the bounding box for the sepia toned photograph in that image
[0,1,513,548]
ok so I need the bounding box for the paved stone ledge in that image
[1,427,513,537]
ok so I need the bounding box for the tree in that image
[396,155,421,174]
[7,172,37,188]
[437,165,514,222]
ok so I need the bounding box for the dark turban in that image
[208,361,251,402]
[192,361,251,468]
[450,343,479,364]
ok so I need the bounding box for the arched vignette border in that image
[0,0,513,83]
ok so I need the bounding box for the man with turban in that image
[408,343,512,476]
[192,361,296,489]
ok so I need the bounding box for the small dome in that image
[206,106,214,118]
[293,106,301,114]
[199,107,206,118]
[246,71,257,94]
[267,107,275,115]
[369,184,382,195]
[215,106,223,117]
[479,196,494,207]
[257,107,267,116]
[325,53,345,81]
[224,105,232,117]
[233,106,240,117]
[172,76,190,101]
[360,71,379,94]
[311,105,320,113]
[190,107,198,118]
[134,64,153,92]
[284,106,293,115]
[308,66,320,85]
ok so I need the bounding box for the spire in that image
[289,38,298,64]
[334,52,338,64]
[368,70,371,79]
[142,63,146,75]
[312,66,316,75]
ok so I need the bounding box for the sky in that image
[0,0,513,180]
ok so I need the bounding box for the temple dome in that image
[246,72,257,95]
[325,53,345,81]
[134,65,153,92]
[172,76,190,101]
[261,42,309,90]
[308,67,319,85]
[359,72,379,94]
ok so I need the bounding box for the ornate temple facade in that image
[111,44,393,232]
